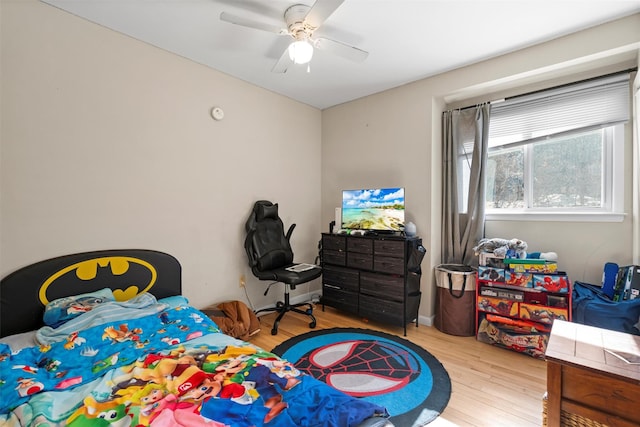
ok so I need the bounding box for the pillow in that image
[43,288,115,328]
[159,295,190,308]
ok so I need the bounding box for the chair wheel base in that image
[255,294,317,337]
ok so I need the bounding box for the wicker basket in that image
[542,393,609,427]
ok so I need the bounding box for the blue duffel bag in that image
[572,281,640,335]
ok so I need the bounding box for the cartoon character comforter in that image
[0,298,387,426]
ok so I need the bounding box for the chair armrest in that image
[285,223,296,241]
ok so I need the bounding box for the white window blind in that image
[489,73,630,147]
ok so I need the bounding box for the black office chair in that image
[244,200,322,335]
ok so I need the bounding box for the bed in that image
[0,249,391,426]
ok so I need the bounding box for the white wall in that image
[634,56,640,265]
[0,0,323,311]
[322,14,640,323]
[2,1,639,326]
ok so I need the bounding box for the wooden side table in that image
[545,320,640,427]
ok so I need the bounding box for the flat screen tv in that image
[341,187,405,232]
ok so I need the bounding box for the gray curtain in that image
[441,105,490,265]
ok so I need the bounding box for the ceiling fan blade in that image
[220,11,289,35]
[271,47,291,73]
[315,37,368,62]
[304,0,344,30]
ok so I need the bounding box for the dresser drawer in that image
[560,364,640,424]
[374,255,405,275]
[360,271,403,300]
[347,237,373,254]
[322,286,358,314]
[323,249,346,266]
[374,239,405,257]
[323,234,346,251]
[323,265,359,292]
[347,252,373,270]
[359,294,403,325]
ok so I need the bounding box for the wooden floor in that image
[250,306,547,427]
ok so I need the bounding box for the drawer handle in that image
[324,284,340,290]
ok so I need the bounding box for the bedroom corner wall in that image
[322,13,640,324]
[0,0,322,311]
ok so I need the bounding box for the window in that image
[483,73,630,221]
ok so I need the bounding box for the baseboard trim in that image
[419,314,434,327]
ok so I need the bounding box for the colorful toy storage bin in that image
[475,255,571,358]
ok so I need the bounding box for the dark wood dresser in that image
[545,320,640,427]
[320,232,423,335]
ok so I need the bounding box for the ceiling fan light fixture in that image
[288,40,314,64]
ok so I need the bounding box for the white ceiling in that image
[41,0,640,110]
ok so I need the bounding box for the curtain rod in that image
[454,102,497,112]
[449,67,637,113]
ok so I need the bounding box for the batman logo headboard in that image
[0,249,181,337]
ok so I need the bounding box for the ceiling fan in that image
[219,0,368,73]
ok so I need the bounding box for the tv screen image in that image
[342,187,405,231]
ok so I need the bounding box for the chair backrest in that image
[244,201,293,272]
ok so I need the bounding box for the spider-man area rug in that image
[271,328,451,426]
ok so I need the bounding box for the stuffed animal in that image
[527,252,558,262]
[473,237,528,259]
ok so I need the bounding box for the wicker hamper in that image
[541,393,608,427]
